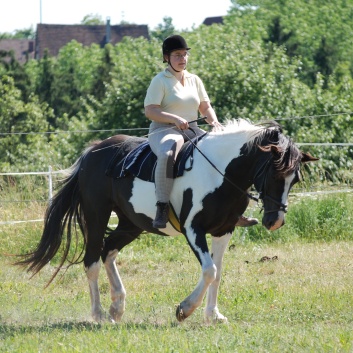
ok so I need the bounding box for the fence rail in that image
[0,166,65,202]
[1,153,353,225]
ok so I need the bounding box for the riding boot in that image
[235,215,259,227]
[153,202,169,229]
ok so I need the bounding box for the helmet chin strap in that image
[168,60,184,73]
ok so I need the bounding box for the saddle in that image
[106,132,208,182]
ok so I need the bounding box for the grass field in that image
[1,192,353,352]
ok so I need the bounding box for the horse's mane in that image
[212,119,301,177]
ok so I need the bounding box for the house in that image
[203,16,224,26]
[35,20,149,59]
[0,39,35,64]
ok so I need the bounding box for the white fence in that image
[1,167,352,226]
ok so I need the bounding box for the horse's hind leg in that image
[102,216,143,322]
[83,206,112,322]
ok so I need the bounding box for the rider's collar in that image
[164,69,192,79]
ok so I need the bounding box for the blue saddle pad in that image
[112,132,207,182]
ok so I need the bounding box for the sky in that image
[0,0,233,34]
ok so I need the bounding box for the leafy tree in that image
[0,26,35,39]
[0,76,54,171]
[264,17,298,58]
[150,17,176,41]
[90,44,114,100]
[81,14,105,25]
[230,0,353,85]
[0,50,31,101]
[312,37,338,88]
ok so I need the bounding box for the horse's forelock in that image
[273,135,301,177]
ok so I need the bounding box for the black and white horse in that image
[17,119,317,323]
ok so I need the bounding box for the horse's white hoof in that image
[205,309,228,325]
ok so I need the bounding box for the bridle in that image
[181,123,290,215]
[253,158,289,214]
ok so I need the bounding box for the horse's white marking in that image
[282,172,296,205]
[129,179,179,235]
[269,172,296,230]
[86,261,106,322]
[104,250,126,322]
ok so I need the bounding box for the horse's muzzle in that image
[262,211,285,231]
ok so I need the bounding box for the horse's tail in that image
[15,144,96,285]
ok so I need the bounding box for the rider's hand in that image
[174,117,189,130]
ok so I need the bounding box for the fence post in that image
[48,165,53,203]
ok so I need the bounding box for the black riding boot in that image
[153,202,169,229]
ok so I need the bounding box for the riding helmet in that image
[162,35,191,63]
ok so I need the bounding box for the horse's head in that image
[254,131,318,231]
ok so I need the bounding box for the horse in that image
[16,119,318,324]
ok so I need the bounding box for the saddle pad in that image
[112,132,207,182]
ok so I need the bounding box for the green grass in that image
[1,193,353,352]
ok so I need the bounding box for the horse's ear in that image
[270,144,282,157]
[258,144,282,156]
[301,152,319,164]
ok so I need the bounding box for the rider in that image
[144,34,258,229]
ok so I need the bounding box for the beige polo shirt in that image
[144,69,210,122]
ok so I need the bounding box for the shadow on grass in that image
[0,320,180,338]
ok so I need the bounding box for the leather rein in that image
[181,120,289,214]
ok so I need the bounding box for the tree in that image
[229,0,353,85]
[0,26,35,39]
[312,37,338,87]
[150,17,175,41]
[81,14,105,25]
[0,50,31,101]
[264,17,298,58]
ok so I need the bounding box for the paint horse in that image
[17,119,317,323]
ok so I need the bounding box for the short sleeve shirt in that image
[144,69,210,122]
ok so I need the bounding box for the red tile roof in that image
[35,23,149,58]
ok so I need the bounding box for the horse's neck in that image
[201,132,252,163]
[202,132,270,183]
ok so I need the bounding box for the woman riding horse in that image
[145,34,257,229]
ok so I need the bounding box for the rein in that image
[180,126,259,203]
[181,125,289,213]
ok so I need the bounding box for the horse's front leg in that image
[176,229,216,322]
[204,233,232,324]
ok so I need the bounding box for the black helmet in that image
[162,35,191,62]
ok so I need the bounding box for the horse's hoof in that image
[204,309,228,325]
[176,304,186,322]
[109,304,124,323]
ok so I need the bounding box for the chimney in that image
[106,17,111,44]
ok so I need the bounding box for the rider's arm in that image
[199,101,222,128]
[145,105,189,130]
